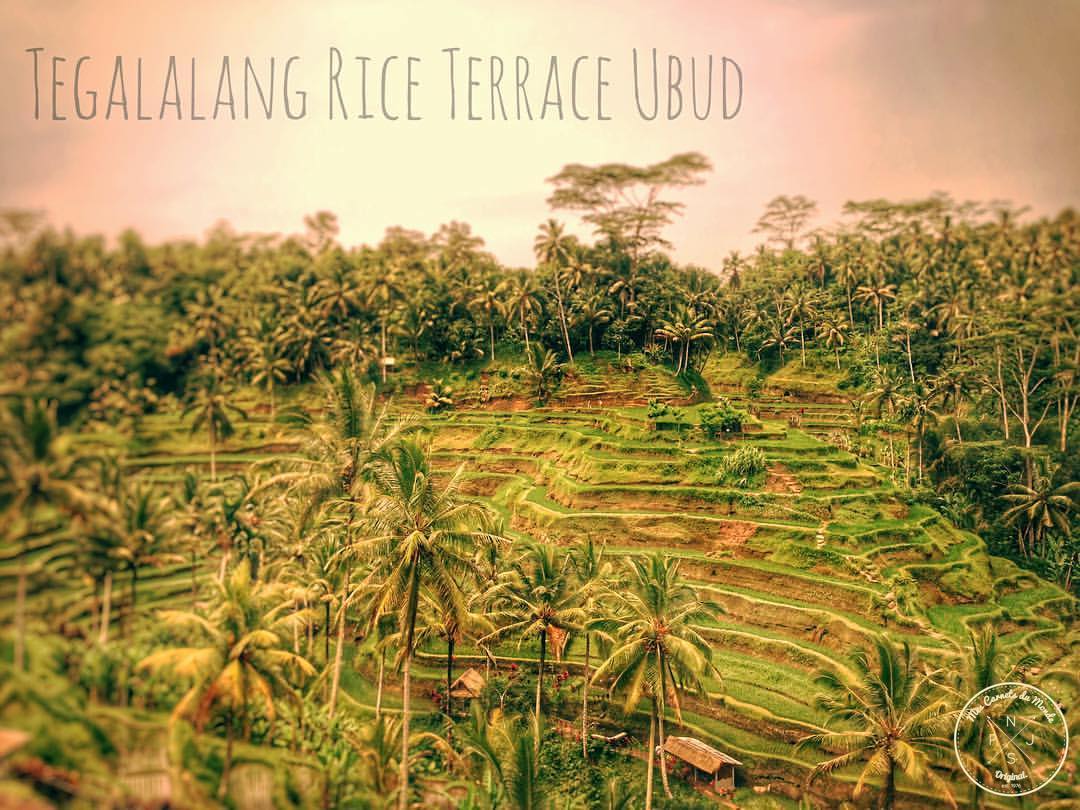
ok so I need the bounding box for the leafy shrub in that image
[717,446,767,487]
[424,378,454,412]
[699,400,749,437]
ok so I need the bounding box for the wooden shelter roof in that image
[663,736,741,773]
[449,667,486,699]
[0,728,30,759]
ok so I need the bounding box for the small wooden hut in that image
[663,736,741,793]
[449,668,487,701]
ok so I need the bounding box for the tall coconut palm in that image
[93,475,180,638]
[569,538,612,759]
[575,294,613,356]
[783,283,819,367]
[257,367,413,716]
[534,220,576,363]
[1001,464,1080,558]
[484,542,584,735]
[139,561,314,799]
[362,441,504,810]
[654,308,713,374]
[592,554,722,808]
[411,590,493,717]
[855,277,898,331]
[931,363,974,444]
[801,639,955,810]
[183,368,245,482]
[470,278,503,362]
[525,344,563,404]
[816,317,849,370]
[0,399,86,671]
[241,320,291,424]
[949,628,1039,810]
[500,271,542,353]
[366,264,405,382]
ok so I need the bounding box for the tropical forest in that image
[1,152,1078,809]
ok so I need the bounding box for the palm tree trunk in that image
[881,759,895,810]
[657,670,672,798]
[191,550,198,608]
[14,567,26,671]
[489,322,496,363]
[520,305,531,353]
[128,567,138,637]
[644,700,656,810]
[219,709,234,799]
[324,601,331,663]
[99,570,112,644]
[554,273,574,363]
[375,649,385,719]
[209,422,217,481]
[581,633,590,759]
[328,571,350,719]
[535,629,546,724]
[399,650,412,810]
[446,637,455,717]
[381,315,388,383]
[799,322,806,367]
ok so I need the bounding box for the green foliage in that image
[717,446,767,487]
[699,400,749,438]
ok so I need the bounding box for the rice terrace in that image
[1,152,1078,809]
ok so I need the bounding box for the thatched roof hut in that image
[449,667,487,700]
[663,736,741,792]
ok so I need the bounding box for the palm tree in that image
[1001,464,1079,558]
[257,367,412,716]
[93,474,180,638]
[411,589,493,717]
[931,364,974,444]
[366,264,404,382]
[816,317,849,370]
[855,277,898,331]
[241,320,290,424]
[592,554,722,808]
[654,308,713,374]
[500,271,542,353]
[801,639,955,810]
[525,344,563,404]
[470,277,503,362]
[459,705,546,810]
[0,399,86,671]
[484,542,584,735]
[949,628,1039,810]
[575,293,613,355]
[183,368,245,481]
[362,441,504,810]
[165,470,212,609]
[783,283,818,366]
[139,561,314,799]
[569,538,611,759]
[758,314,795,367]
[313,259,363,321]
[534,220,575,362]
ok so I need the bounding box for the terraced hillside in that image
[418,395,1077,805]
[4,358,1076,808]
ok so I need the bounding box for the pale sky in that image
[2,1,1078,268]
